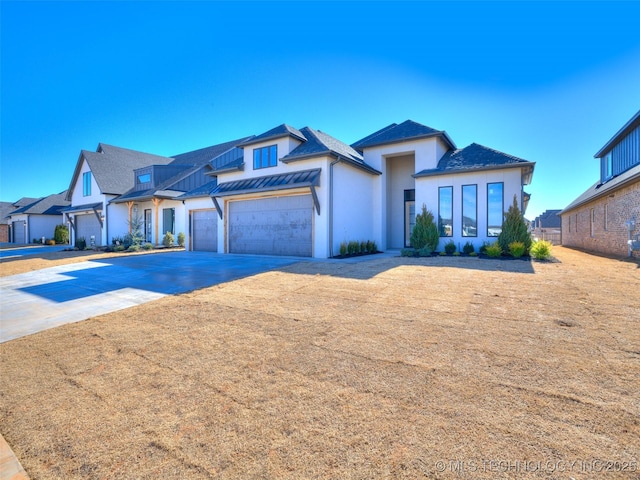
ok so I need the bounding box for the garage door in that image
[191,209,218,251]
[228,195,313,257]
[76,213,102,246]
[12,221,25,244]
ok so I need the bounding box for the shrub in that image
[360,240,367,253]
[509,241,526,258]
[162,231,175,247]
[453,251,461,256]
[177,232,186,247]
[127,244,141,252]
[54,224,69,244]
[112,235,124,246]
[128,215,145,246]
[348,240,359,254]
[462,241,475,255]
[366,240,374,253]
[530,240,553,260]
[469,252,478,257]
[479,241,490,255]
[123,233,133,249]
[46,239,56,246]
[498,195,532,254]
[114,245,125,252]
[485,242,502,258]
[339,241,348,256]
[444,240,456,254]
[142,242,154,250]
[401,248,416,257]
[410,204,439,251]
[418,246,433,257]
[370,241,378,253]
[76,237,87,250]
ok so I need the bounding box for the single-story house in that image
[181,120,535,257]
[560,109,640,258]
[6,192,70,244]
[531,209,562,244]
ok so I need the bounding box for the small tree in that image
[498,195,532,254]
[128,214,145,247]
[163,231,175,247]
[53,224,69,244]
[410,204,439,251]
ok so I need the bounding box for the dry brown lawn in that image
[1,247,639,479]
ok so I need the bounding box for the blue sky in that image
[2,1,639,220]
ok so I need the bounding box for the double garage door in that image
[76,214,102,246]
[228,195,313,257]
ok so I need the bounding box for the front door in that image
[404,189,415,247]
[144,209,152,243]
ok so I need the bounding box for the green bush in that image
[142,242,154,250]
[127,244,141,252]
[479,241,490,255]
[509,241,526,258]
[530,240,553,260]
[177,232,186,247]
[453,251,461,256]
[410,204,439,251]
[128,215,145,247]
[76,237,87,250]
[347,240,359,254]
[114,245,125,252]
[444,240,456,254]
[401,248,416,257]
[498,195,532,254]
[123,233,133,249]
[439,251,447,256]
[339,241,348,256]
[112,235,124,246]
[360,240,367,253]
[485,242,502,258]
[54,224,69,244]
[162,231,175,247]
[370,241,377,253]
[469,252,478,257]
[418,246,433,257]
[366,240,374,253]
[462,241,475,254]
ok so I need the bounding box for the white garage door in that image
[12,221,25,244]
[191,209,218,251]
[228,195,313,257]
[76,213,102,246]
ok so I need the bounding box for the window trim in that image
[486,182,504,237]
[461,184,477,237]
[438,186,453,237]
[253,144,278,170]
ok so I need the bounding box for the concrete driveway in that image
[0,245,68,259]
[0,251,299,343]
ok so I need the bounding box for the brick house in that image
[560,110,640,258]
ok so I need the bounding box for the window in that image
[487,182,504,237]
[83,172,91,196]
[137,173,151,184]
[163,208,175,235]
[462,185,477,237]
[438,186,453,237]
[575,213,578,232]
[253,145,278,169]
[605,153,613,179]
[590,208,595,237]
[404,189,415,247]
[568,215,571,232]
[604,204,608,231]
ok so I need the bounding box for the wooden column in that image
[126,202,134,233]
[152,198,163,245]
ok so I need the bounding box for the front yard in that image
[1,247,639,479]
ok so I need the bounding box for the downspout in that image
[105,200,109,248]
[329,155,343,258]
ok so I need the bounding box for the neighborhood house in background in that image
[59,120,535,258]
[3,193,70,244]
[561,110,640,258]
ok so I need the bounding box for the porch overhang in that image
[61,202,103,228]
[210,168,322,219]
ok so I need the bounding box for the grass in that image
[1,247,639,479]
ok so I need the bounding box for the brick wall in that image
[561,179,640,258]
[0,224,8,243]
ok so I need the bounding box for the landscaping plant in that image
[163,231,175,247]
[53,224,69,244]
[444,240,456,255]
[498,195,532,254]
[530,240,553,260]
[485,242,502,258]
[509,241,526,258]
[462,241,475,255]
[410,204,439,251]
[178,232,186,247]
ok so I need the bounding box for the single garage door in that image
[76,213,102,246]
[191,209,218,251]
[229,195,313,257]
[12,221,25,244]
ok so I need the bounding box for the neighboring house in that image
[531,209,562,244]
[64,144,175,246]
[0,202,16,243]
[6,192,70,244]
[560,110,640,258]
[181,120,534,257]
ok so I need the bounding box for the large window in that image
[438,186,453,237]
[404,189,415,247]
[605,153,613,179]
[83,172,91,196]
[253,145,278,169]
[163,208,175,235]
[487,182,504,237]
[462,184,477,237]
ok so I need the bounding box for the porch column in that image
[152,198,163,245]
[126,202,134,233]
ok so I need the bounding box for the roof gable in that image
[351,120,455,150]
[237,124,306,147]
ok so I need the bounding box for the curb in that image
[0,433,29,480]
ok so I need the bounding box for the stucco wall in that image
[561,179,640,258]
[385,155,414,249]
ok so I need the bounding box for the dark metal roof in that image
[414,143,535,183]
[594,109,640,158]
[178,180,219,199]
[351,120,456,150]
[211,169,321,197]
[561,163,640,214]
[237,124,306,147]
[61,202,103,213]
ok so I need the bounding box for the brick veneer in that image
[561,179,640,258]
[0,224,8,243]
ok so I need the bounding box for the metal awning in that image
[210,169,321,219]
[61,202,103,213]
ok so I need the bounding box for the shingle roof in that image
[0,202,15,223]
[9,191,70,215]
[237,124,306,147]
[13,197,39,208]
[351,120,456,150]
[282,127,380,175]
[534,209,562,228]
[414,143,534,179]
[561,163,640,214]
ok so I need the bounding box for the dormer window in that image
[137,173,151,184]
[253,145,277,170]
